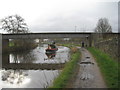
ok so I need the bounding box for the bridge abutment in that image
[2,39,9,53]
[89,35,92,47]
[2,54,9,66]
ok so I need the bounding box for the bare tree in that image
[1,14,29,33]
[94,18,112,39]
[1,15,37,51]
[95,18,112,33]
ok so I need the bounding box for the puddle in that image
[86,56,90,59]
[80,61,94,65]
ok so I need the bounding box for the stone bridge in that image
[2,32,92,53]
[2,32,91,39]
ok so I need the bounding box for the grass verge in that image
[48,48,80,88]
[88,47,119,88]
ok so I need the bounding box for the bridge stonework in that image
[2,33,91,39]
[2,33,92,53]
[2,39,9,53]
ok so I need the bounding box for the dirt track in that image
[73,48,107,88]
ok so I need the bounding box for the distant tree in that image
[1,15,37,50]
[95,18,112,39]
[95,18,112,33]
[1,14,29,33]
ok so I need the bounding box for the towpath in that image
[73,48,107,88]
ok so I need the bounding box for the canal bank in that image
[88,47,119,88]
[49,46,81,88]
[49,47,118,88]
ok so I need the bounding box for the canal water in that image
[0,45,70,88]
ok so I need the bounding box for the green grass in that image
[9,42,14,47]
[49,50,80,88]
[88,47,119,88]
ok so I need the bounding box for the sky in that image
[0,0,119,33]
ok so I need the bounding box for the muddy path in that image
[73,48,107,88]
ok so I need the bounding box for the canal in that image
[0,44,70,88]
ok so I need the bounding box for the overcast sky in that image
[0,0,119,33]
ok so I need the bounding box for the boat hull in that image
[45,48,58,53]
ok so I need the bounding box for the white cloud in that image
[0,0,118,33]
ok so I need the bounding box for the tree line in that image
[1,14,37,52]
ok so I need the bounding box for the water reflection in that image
[2,70,29,85]
[1,45,70,88]
[45,52,56,60]
[10,51,37,63]
[0,69,60,88]
[9,45,70,64]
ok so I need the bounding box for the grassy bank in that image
[88,47,119,88]
[49,47,81,88]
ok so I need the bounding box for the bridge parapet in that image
[2,33,91,39]
[2,33,92,54]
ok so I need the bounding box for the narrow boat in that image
[46,48,58,52]
[45,42,58,53]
